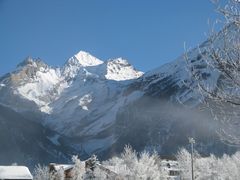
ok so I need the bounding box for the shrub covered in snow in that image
[33,164,55,180]
[71,155,85,180]
[177,148,240,180]
[32,145,169,179]
[102,145,168,179]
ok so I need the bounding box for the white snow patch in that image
[40,105,53,114]
[79,94,92,110]
[0,84,6,87]
[65,96,78,104]
[16,67,68,113]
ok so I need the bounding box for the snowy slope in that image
[44,53,144,154]
[135,23,239,106]
[0,51,144,156]
[0,58,68,113]
[109,24,240,156]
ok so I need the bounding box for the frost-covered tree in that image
[33,164,50,180]
[194,154,217,179]
[92,166,108,180]
[33,164,56,180]
[102,145,167,179]
[176,148,192,179]
[177,148,240,179]
[186,0,240,145]
[84,155,100,179]
[120,145,138,175]
[54,167,64,180]
[134,151,166,179]
[71,155,85,180]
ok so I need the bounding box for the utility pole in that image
[189,137,195,180]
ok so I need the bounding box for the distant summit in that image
[74,51,103,67]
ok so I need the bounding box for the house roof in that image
[0,166,33,179]
[50,163,74,171]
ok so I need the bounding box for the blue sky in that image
[0,0,222,75]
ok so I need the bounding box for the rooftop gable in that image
[0,166,33,179]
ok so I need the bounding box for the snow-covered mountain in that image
[0,57,67,113]
[0,51,145,160]
[0,23,239,165]
[0,51,142,113]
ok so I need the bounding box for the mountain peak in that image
[74,51,103,67]
[17,57,34,67]
[62,51,103,80]
[105,57,143,81]
[108,57,129,65]
[17,57,47,69]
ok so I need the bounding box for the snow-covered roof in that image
[50,163,74,171]
[0,166,33,179]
